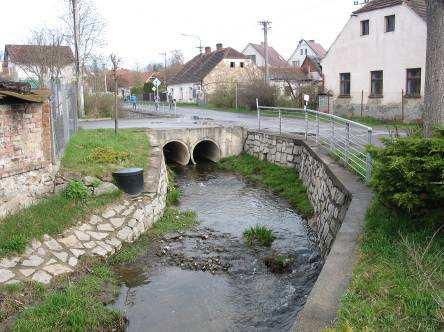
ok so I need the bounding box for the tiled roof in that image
[169,47,246,85]
[248,43,289,68]
[306,40,327,59]
[5,44,74,66]
[353,0,426,21]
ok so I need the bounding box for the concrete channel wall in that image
[244,130,372,331]
[0,138,168,285]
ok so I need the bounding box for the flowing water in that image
[113,163,322,332]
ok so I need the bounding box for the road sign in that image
[152,87,157,92]
[153,78,161,87]
[303,94,310,102]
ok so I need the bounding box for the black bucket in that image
[112,167,144,195]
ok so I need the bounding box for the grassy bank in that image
[335,200,443,331]
[219,154,313,218]
[61,129,149,179]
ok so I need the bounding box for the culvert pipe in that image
[162,141,190,166]
[192,140,221,163]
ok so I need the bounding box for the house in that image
[301,56,323,82]
[242,43,289,68]
[3,44,75,88]
[168,43,253,103]
[321,0,427,121]
[288,39,326,68]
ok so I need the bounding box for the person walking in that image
[130,94,137,111]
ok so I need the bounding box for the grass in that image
[219,154,314,218]
[61,129,150,179]
[335,200,444,331]
[243,225,275,247]
[0,191,121,258]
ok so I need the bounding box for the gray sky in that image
[1,0,358,68]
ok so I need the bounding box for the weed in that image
[64,180,90,200]
[243,225,275,247]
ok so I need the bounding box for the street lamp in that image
[181,33,203,54]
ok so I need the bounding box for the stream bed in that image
[113,163,323,332]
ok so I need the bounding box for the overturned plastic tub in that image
[112,167,144,195]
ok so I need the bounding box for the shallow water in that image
[113,163,322,332]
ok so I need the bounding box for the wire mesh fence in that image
[257,100,373,182]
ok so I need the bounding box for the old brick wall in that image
[0,101,55,218]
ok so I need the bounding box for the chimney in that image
[216,43,223,51]
[205,46,211,54]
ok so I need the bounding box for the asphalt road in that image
[80,103,389,147]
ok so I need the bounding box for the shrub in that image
[208,84,235,109]
[64,180,90,200]
[369,136,444,217]
[243,225,275,247]
[89,147,129,164]
[84,93,114,118]
[238,79,279,110]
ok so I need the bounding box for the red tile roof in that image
[248,43,289,68]
[306,40,327,59]
[169,47,246,85]
[5,44,74,66]
[353,0,426,21]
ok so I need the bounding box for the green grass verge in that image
[335,200,444,331]
[0,191,121,258]
[219,154,313,218]
[61,129,150,179]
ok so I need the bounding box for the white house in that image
[288,39,326,68]
[3,45,75,88]
[168,43,254,103]
[321,0,427,121]
[242,43,289,68]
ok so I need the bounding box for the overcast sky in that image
[1,0,358,69]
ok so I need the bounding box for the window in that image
[406,68,421,97]
[340,73,351,96]
[300,49,304,55]
[305,49,308,55]
[370,71,383,96]
[385,15,395,32]
[230,61,235,68]
[247,54,256,64]
[361,20,369,35]
[292,60,300,67]
[240,62,244,68]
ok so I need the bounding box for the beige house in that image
[321,0,427,121]
[168,44,254,103]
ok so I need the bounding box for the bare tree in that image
[12,27,69,88]
[169,50,184,66]
[423,0,444,137]
[110,54,120,134]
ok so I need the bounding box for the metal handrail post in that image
[345,122,350,164]
[316,113,319,144]
[330,117,334,152]
[256,98,261,130]
[279,109,282,134]
[366,129,373,182]
[304,107,308,140]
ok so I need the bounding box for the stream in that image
[112,163,323,332]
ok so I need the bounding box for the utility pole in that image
[110,54,120,134]
[71,0,80,130]
[259,20,271,83]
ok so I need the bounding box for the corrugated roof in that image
[248,43,289,68]
[353,0,426,21]
[169,47,246,85]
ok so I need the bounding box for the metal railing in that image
[256,99,373,182]
[123,100,177,116]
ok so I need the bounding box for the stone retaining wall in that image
[244,131,351,255]
[0,141,168,285]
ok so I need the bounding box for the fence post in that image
[330,117,334,152]
[304,107,308,140]
[256,98,261,130]
[279,109,282,134]
[345,122,350,164]
[366,129,373,182]
[316,112,320,144]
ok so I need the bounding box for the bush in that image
[208,85,235,108]
[84,93,114,118]
[243,225,275,247]
[238,79,279,110]
[369,136,444,216]
[64,180,90,200]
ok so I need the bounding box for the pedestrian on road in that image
[131,94,137,111]
[154,94,160,111]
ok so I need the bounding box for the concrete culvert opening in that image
[193,140,221,163]
[163,141,190,166]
